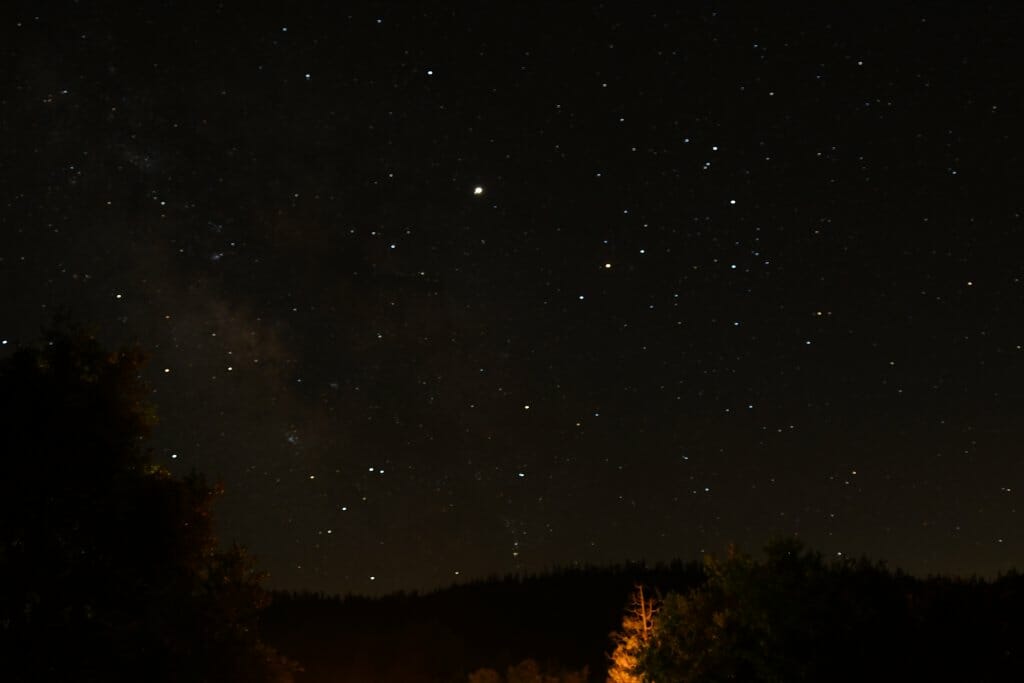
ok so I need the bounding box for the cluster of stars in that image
[3,2,1021,595]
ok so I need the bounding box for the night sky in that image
[4,2,1024,596]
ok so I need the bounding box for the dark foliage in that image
[640,539,1024,683]
[261,562,704,683]
[0,327,293,682]
[262,541,1024,683]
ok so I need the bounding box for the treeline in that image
[261,562,703,683]
[612,540,1024,682]
[263,544,1024,683]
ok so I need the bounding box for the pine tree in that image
[607,584,657,683]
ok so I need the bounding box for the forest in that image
[4,329,1024,682]
[263,547,1024,683]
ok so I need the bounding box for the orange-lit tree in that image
[607,584,658,683]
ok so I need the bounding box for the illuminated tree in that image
[607,584,657,683]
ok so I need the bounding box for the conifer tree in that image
[607,584,657,683]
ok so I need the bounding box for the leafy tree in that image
[638,540,905,683]
[639,549,767,683]
[0,327,294,682]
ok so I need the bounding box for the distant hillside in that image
[260,551,1024,683]
[259,562,704,683]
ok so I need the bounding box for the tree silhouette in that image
[0,326,294,683]
[636,539,1024,682]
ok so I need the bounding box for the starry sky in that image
[4,2,1024,596]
